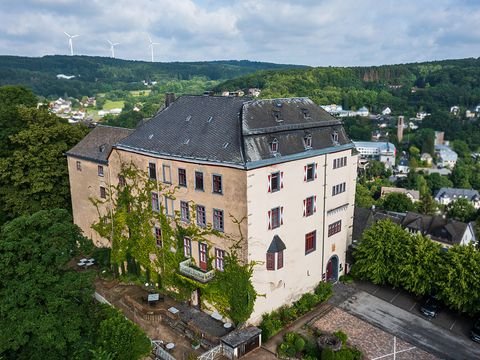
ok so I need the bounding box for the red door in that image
[199,243,208,271]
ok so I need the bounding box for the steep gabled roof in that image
[66,125,134,164]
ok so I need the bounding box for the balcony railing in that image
[179,259,215,283]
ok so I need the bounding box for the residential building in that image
[396,159,409,174]
[353,207,476,249]
[435,145,458,169]
[357,106,369,117]
[450,106,460,115]
[434,188,480,209]
[434,131,445,146]
[381,107,391,115]
[381,187,420,202]
[420,153,433,165]
[401,212,476,249]
[67,95,358,323]
[352,141,396,168]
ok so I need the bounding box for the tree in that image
[355,183,375,208]
[446,198,477,222]
[416,193,438,215]
[96,306,151,360]
[399,233,443,296]
[381,192,415,213]
[352,220,412,287]
[365,160,390,179]
[0,108,89,220]
[425,173,453,194]
[0,209,96,359]
[437,244,480,314]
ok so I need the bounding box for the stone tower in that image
[397,116,404,143]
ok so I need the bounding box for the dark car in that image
[420,296,441,318]
[471,319,480,343]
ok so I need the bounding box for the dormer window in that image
[332,131,339,144]
[270,138,279,153]
[302,108,310,118]
[99,144,106,153]
[272,110,282,122]
[304,134,312,149]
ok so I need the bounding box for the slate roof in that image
[434,187,480,202]
[267,235,287,253]
[115,95,353,169]
[66,125,134,164]
[401,211,470,245]
[221,327,262,348]
[352,207,403,241]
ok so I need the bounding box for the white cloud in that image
[0,0,479,65]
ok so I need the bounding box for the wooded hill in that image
[215,58,480,115]
[0,55,303,98]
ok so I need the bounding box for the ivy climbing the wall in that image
[91,162,258,324]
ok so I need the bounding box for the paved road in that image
[339,291,480,360]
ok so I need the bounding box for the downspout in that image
[322,154,327,281]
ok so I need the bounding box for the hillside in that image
[214,58,480,115]
[0,55,304,98]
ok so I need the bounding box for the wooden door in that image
[199,243,208,271]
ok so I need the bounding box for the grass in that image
[103,100,125,110]
[130,90,151,97]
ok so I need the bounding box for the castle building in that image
[67,95,358,323]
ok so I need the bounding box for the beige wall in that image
[107,149,249,265]
[67,156,112,247]
[246,149,357,323]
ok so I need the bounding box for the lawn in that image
[103,100,125,110]
[130,90,151,97]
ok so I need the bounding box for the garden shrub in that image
[314,282,333,302]
[333,330,348,345]
[321,348,336,360]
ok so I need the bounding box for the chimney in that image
[165,93,175,108]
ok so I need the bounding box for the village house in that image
[435,144,458,169]
[352,141,396,169]
[380,187,420,202]
[434,187,480,209]
[66,95,358,323]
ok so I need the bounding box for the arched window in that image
[270,138,279,153]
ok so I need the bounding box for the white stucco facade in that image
[246,149,357,322]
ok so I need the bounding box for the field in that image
[130,90,151,97]
[103,100,125,110]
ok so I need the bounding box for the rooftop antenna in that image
[107,40,120,58]
[64,31,79,56]
[147,34,160,62]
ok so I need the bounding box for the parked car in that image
[420,296,441,318]
[471,319,480,343]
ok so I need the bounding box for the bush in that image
[321,348,336,360]
[314,282,333,302]
[259,312,283,341]
[278,305,298,324]
[339,274,354,284]
[93,247,111,268]
[294,337,305,352]
[334,330,348,345]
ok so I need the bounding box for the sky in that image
[1,0,480,66]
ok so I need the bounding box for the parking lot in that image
[355,280,475,339]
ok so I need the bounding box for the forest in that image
[215,57,480,116]
[0,55,303,98]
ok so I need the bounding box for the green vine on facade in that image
[91,161,258,323]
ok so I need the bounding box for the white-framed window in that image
[215,248,225,271]
[268,206,283,229]
[270,138,279,153]
[164,196,174,216]
[180,201,190,222]
[304,163,316,182]
[154,226,162,247]
[213,209,224,231]
[303,196,316,217]
[196,205,206,227]
[332,182,346,196]
[304,134,312,149]
[98,165,104,177]
[76,160,82,171]
[149,162,157,180]
[151,192,160,212]
[162,164,171,184]
[183,237,192,257]
[212,174,222,194]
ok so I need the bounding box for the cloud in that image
[0,0,479,66]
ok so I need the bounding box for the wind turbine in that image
[107,40,120,58]
[147,34,160,62]
[64,31,79,56]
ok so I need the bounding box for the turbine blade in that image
[147,34,152,43]
[64,31,71,37]
[107,40,113,45]
[72,34,80,38]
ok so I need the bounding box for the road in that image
[338,291,480,360]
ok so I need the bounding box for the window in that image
[151,192,159,212]
[180,201,190,222]
[272,110,282,122]
[304,135,312,149]
[118,175,126,187]
[328,220,342,237]
[212,174,222,194]
[196,205,206,227]
[269,172,281,192]
[154,226,162,247]
[195,171,204,191]
[213,209,224,231]
[76,161,82,171]
[332,131,339,143]
[100,186,106,199]
[269,207,283,229]
[149,163,157,180]
[333,156,347,169]
[164,196,174,216]
[266,253,275,271]
[277,250,284,269]
[183,237,192,257]
[305,231,316,254]
[215,248,225,271]
[178,168,187,187]
[304,196,316,217]
[332,182,346,196]
[270,138,279,153]
[162,165,171,184]
[98,165,104,177]
[305,163,316,182]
